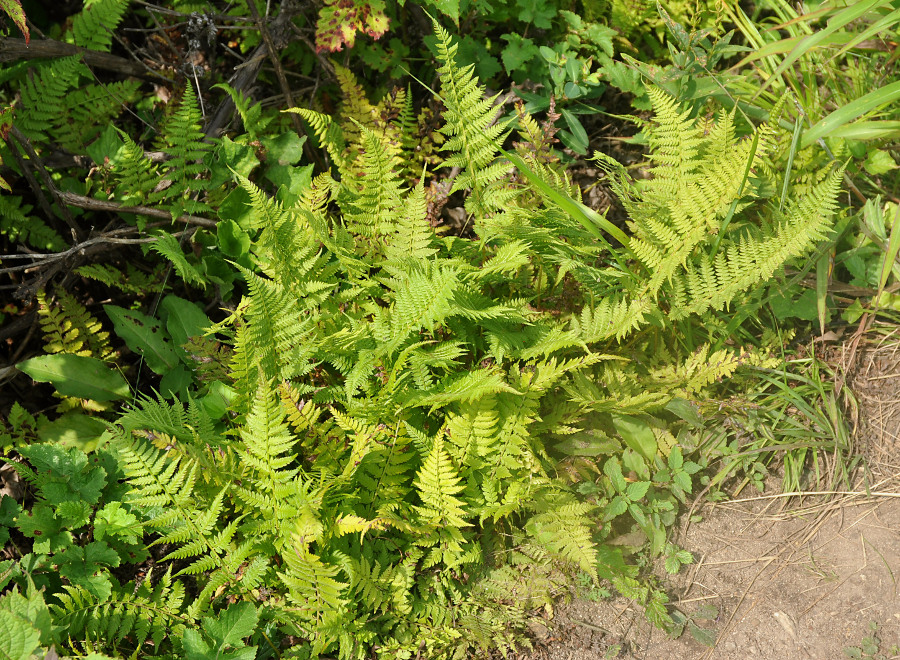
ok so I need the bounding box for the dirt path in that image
[522,485,900,660]
[519,335,900,660]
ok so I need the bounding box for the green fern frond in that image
[670,165,844,319]
[433,19,513,216]
[76,262,167,295]
[0,195,65,251]
[233,379,300,509]
[149,232,206,288]
[235,266,317,385]
[17,56,90,143]
[527,491,597,578]
[598,86,843,321]
[334,63,379,145]
[72,0,130,52]
[37,291,112,359]
[344,124,405,243]
[51,567,185,657]
[150,84,211,217]
[57,80,141,153]
[384,181,439,263]
[285,107,347,172]
[110,130,159,206]
[278,538,346,625]
[413,436,469,529]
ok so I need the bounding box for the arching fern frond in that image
[51,567,185,658]
[432,19,513,217]
[37,291,112,359]
[72,0,130,52]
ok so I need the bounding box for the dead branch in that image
[0,37,163,80]
[57,192,217,229]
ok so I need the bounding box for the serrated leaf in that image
[203,602,258,647]
[603,495,628,521]
[17,354,129,402]
[667,445,684,470]
[105,305,179,375]
[625,481,651,501]
[673,471,693,493]
[688,621,717,647]
[37,413,108,453]
[0,609,41,660]
[0,0,28,43]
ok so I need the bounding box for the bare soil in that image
[517,331,900,660]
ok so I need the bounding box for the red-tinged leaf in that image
[0,0,29,43]
[315,0,388,53]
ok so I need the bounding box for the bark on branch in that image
[0,37,162,80]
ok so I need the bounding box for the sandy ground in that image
[516,331,900,660]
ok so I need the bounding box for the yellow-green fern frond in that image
[432,19,513,217]
[37,291,113,359]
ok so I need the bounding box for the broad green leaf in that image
[105,305,179,375]
[864,149,898,176]
[802,80,900,148]
[94,502,142,545]
[37,413,108,453]
[667,445,684,470]
[611,414,657,462]
[0,610,41,660]
[17,354,129,402]
[500,33,538,73]
[159,295,210,347]
[260,132,306,165]
[203,602,258,647]
[664,399,703,427]
[625,481,651,501]
[603,457,627,492]
[425,0,459,23]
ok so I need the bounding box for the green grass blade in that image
[832,7,900,60]
[801,80,900,147]
[499,147,634,252]
[877,203,900,299]
[827,120,900,141]
[754,0,885,98]
[816,252,830,335]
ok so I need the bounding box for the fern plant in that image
[3,16,847,660]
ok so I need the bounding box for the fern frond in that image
[433,20,512,216]
[285,107,347,171]
[150,85,211,216]
[527,491,597,578]
[334,63,379,145]
[17,56,90,143]
[37,291,112,359]
[278,538,347,623]
[233,379,300,508]
[671,165,844,318]
[76,262,166,295]
[384,181,439,263]
[413,437,469,529]
[344,124,405,242]
[51,567,185,657]
[72,0,130,52]
[149,232,206,288]
[57,80,141,153]
[0,195,65,251]
[110,130,159,205]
